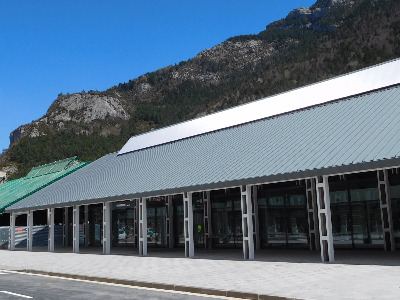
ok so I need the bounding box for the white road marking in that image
[1,270,240,299]
[0,291,33,298]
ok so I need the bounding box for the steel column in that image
[166,195,174,248]
[134,200,138,247]
[203,191,212,249]
[63,207,69,247]
[139,198,148,256]
[306,178,320,251]
[316,176,334,262]
[377,169,395,251]
[241,185,254,260]
[47,208,55,252]
[252,186,260,250]
[27,211,33,251]
[9,213,15,251]
[103,202,111,254]
[183,192,194,258]
[72,205,80,253]
[84,205,89,248]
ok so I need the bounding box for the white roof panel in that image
[119,58,400,155]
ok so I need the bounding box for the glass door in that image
[258,183,308,248]
[350,186,382,247]
[266,191,286,245]
[193,195,205,247]
[211,189,242,248]
[330,188,352,247]
[112,208,136,247]
[147,197,167,247]
[89,204,103,247]
[330,173,383,248]
[173,198,185,247]
[286,190,308,245]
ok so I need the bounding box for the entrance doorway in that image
[211,188,242,248]
[147,197,167,247]
[258,182,309,248]
[329,172,383,248]
[112,201,136,247]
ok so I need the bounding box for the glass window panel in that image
[390,185,400,199]
[287,209,308,244]
[233,198,241,210]
[331,203,352,245]
[173,200,184,246]
[351,202,368,244]
[368,202,384,245]
[258,197,267,207]
[269,196,284,206]
[391,199,400,244]
[288,194,305,206]
[193,201,204,246]
[330,191,348,204]
[350,188,379,202]
[147,200,167,247]
[211,194,242,247]
[267,210,286,244]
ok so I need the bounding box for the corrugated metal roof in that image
[6,85,400,212]
[26,157,78,178]
[0,160,89,214]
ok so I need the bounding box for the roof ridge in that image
[123,84,400,154]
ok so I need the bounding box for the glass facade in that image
[258,182,308,248]
[66,206,85,246]
[54,169,398,253]
[211,188,242,248]
[173,195,184,247]
[329,172,383,248]
[147,197,167,247]
[193,193,205,247]
[88,204,103,247]
[112,201,136,247]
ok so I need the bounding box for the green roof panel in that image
[0,160,89,214]
[26,157,78,178]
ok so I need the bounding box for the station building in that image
[0,158,88,248]
[4,59,400,262]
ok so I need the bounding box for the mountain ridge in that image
[2,0,400,179]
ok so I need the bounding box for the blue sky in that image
[0,0,316,151]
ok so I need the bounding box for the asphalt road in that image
[0,271,231,300]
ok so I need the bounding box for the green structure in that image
[0,157,89,214]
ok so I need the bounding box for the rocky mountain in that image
[2,0,400,179]
[9,93,129,145]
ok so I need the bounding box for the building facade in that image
[4,60,400,262]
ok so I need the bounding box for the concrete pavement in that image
[0,248,399,300]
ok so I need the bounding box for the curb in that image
[17,269,293,300]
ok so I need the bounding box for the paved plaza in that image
[0,248,399,299]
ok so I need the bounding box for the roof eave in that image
[6,157,400,214]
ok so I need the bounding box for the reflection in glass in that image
[173,198,184,247]
[147,197,167,247]
[389,175,400,247]
[258,183,308,248]
[193,194,205,247]
[211,189,242,248]
[329,173,383,248]
[112,204,136,247]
